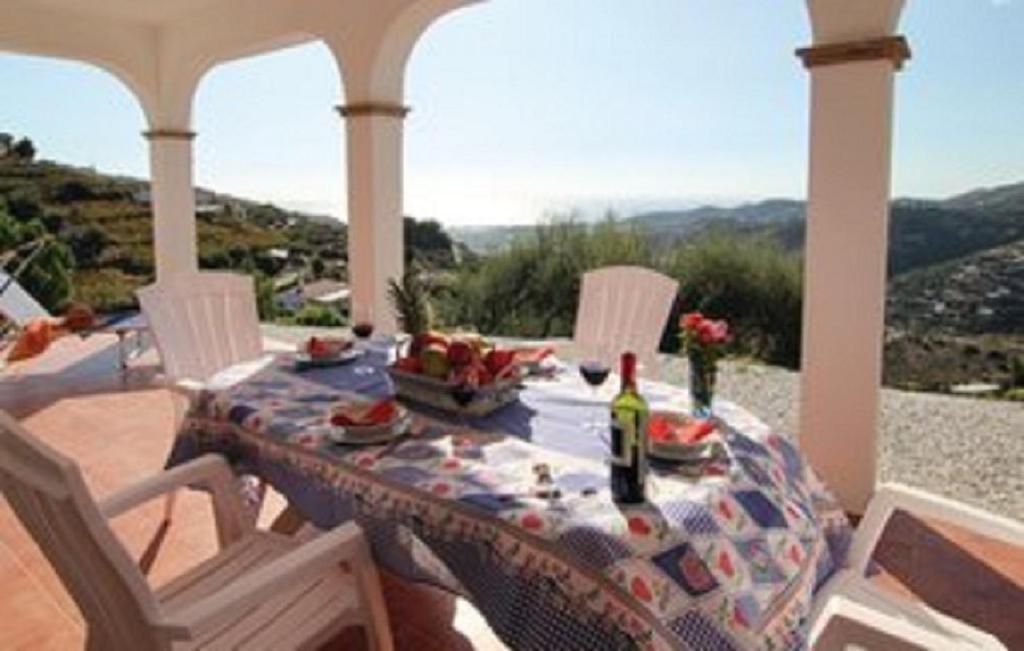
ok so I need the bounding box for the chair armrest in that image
[848,483,1024,575]
[97,454,250,546]
[169,378,205,403]
[811,594,971,651]
[812,574,1007,650]
[157,522,367,640]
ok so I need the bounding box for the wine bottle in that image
[609,352,649,503]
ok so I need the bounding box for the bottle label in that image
[610,417,635,467]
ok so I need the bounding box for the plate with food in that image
[646,412,723,463]
[295,336,362,369]
[326,399,411,445]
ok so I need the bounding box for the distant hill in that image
[0,141,348,312]
[888,239,1024,335]
[451,182,1024,280]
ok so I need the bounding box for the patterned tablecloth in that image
[168,345,851,651]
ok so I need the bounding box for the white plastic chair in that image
[573,266,679,374]
[0,269,48,327]
[809,483,1022,650]
[136,272,289,522]
[0,411,393,651]
[136,272,268,388]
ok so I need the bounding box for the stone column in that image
[338,102,409,334]
[797,37,911,513]
[145,129,198,279]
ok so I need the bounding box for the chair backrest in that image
[573,266,679,368]
[137,272,264,383]
[0,271,50,327]
[0,411,161,649]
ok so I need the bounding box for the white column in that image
[339,103,408,334]
[797,38,910,513]
[145,130,198,279]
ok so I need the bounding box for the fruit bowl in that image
[388,331,522,416]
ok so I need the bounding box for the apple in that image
[484,348,515,375]
[393,356,422,374]
[420,343,451,379]
[447,340,475,367]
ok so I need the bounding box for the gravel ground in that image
[263,326,1023,521]
[666,358,1024,522]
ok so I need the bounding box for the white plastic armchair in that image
[136,272,268,389]
[809,483,1022,650]
[137,272,293,523]
[0,411,393,651]
[573,266,679,375]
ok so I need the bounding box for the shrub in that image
[664,235,803,368]
[439,217,651,337]
[294,303,344,327]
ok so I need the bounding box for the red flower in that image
[680,312,704,330]
[697,319,729,345]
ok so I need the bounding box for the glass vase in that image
[689,354,716,417]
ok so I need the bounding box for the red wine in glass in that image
[579,361,611,388]
[353,322,374,340]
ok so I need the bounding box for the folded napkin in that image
[330,398,398,427]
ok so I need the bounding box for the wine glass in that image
[351,303,375,375]
[577,341,613,440]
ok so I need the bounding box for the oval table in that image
[167,343,851,651]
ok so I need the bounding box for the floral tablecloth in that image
[168,347,850,651]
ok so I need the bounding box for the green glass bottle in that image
[610,352,649,503]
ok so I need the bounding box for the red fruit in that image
[627,516,651,536]
[484,348,515,375]
[364,400,397,424]
[447,340,474,367]
[307,336,329,356]
[394,356,422,373]
[647,416,672,442]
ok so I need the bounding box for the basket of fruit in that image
[389,332,522,416]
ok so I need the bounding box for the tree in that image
[68,224,109,268]
[12,137,36,162]
[0,209,73,313]
[0,133,12,157]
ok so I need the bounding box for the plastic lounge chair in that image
[0,411,393,651]
[573,266,679,376]
[810,483,1022,649]
[0,269,150,370]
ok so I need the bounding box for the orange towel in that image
[7,318,59,362]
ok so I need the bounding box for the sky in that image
[0,0,1022,226]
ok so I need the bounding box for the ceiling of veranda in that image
[25,0,226,24]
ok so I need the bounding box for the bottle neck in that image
[620,352,637,391]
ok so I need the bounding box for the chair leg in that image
[355,553,394,651]
[162,488,178,524]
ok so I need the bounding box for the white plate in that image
[326,411,411,446]
[295,348,363,367]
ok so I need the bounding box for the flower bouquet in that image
[679,312,730,416]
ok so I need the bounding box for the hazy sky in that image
[1,0,1022,225]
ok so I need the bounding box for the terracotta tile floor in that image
[0,334,1021,649]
